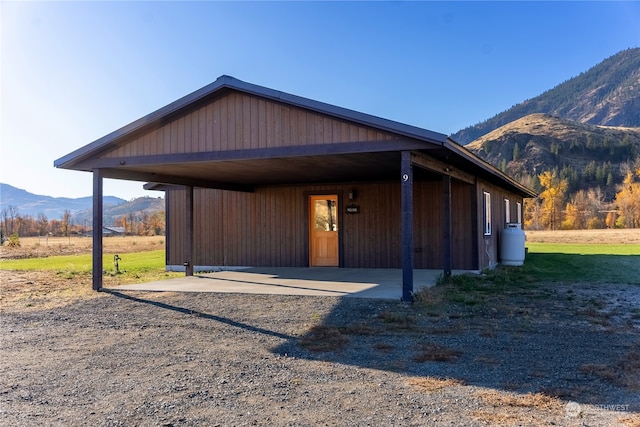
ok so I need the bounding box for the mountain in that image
[452,48,640,145]
[0,183,126,219]
[466,113,640,200]
[72,196,165,226]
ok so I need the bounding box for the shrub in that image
[7,233,21,248]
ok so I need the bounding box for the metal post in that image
[401,151,413,302]
[92,169,103,291]
[185,186,194,276]
[443,174,452,277]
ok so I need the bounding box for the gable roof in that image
[55,75,448,169]
[54,75,535,197]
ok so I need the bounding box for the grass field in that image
[525,228,640,244]
[525,240,639,284]
[1,231,638,291]
[0,250,182,288]
[528,242,640,255]
[0,235,166,260]
[524,252,639,284]
[0,250,166,273]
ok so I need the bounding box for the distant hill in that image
[0,183,164,225]
[73,196,165,226]
[466,113,640,200]
[452,48,640,145]
[0,183,125,219]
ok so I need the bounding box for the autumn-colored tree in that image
[113,214,129,235]
[1,205,19,236]
[139,212,150,236]
[586,191,605,228]
[614,170,640,228]
[37,213,49,236]
[605,211,617,229]
[127,212,136,236]
[61,210,71,237]
[562,203,579,230]
[562,190,590,229]
[150,211,165,236]
[538,170,568,230]
[523,198,542,230]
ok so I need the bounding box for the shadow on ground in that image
[270,282,640,411]
[106,290,295,340]
[106,262,640,414]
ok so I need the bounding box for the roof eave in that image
[55,77,236,169]
[54,75,448,170]
[445,138,537,198]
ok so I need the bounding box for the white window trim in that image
[505,199,511,224]
[483,192,492,236]
[516,202,522,224]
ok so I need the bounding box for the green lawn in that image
[415,242,639,307]
[2,244,638,286]
[0,250,184,285]
[524,243,640,284]
[0,250,167,273]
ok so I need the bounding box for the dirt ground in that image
[0,236,165,260]
[1,281,639,426]
[1,230,639,426]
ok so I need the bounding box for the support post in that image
[401,151,414,302]
[185,186,194,276]
[92,169,103,291]
[443,174,452,277]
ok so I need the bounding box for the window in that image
[483,192,492,236]
[516,202,522,224]
[505,199,511,224]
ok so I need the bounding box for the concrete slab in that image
[108,268,470,299]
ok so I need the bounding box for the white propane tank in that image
[500,223,526,266]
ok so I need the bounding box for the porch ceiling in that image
[99,151,446,189]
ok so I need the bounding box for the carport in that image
[54,76,535,301]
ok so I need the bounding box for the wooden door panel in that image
[309,195,339,266]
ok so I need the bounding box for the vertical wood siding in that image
[475,179,525,269]
[167,179,479,270]
[101,92,396,159]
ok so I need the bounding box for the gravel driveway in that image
[1,281,639,426]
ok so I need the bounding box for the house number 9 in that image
[402,174,409,182]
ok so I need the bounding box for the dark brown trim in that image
[442,174,452,277]
[471,179,479,270]
[143,182,183,191]
[185,186,194,276]
[76,140,435,170]
[100,169,255,192]
[411,151,475,184]
[92,169,103,291]
[445,138,537,198]
[54,75,449,170]
[165,194,170,266]
[401,151,413,302]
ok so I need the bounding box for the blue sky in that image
[1,1,639,202]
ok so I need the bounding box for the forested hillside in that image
[467,114,640,229]
[453,48,640,145]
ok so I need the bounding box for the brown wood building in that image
[55,76,535,300]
